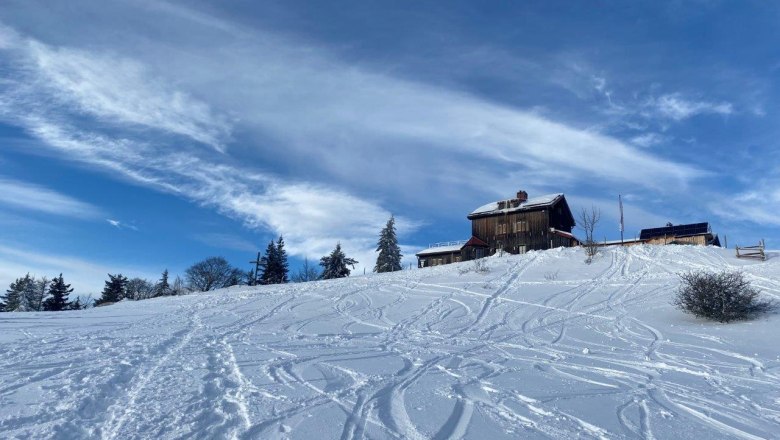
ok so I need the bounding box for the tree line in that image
[1,216,403,312]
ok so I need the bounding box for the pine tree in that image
[1,276,27,312]
[16,274,37,312]
[374,215,403,273]
[95,274,128,306]
[319,243,358,280]
[259,236,290,284]
[275,235,289,284]
[258,240,277,285]
[155,269,171,297]
[43,274,73,311]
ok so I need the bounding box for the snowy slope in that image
[1,245,779,439]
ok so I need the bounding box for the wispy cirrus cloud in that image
[106,219,139,231]
[10,115,416,272]
[707,180,780,227]
[652,93,733,121]
[0,177,102,219]
[629,132,668,148]
[1,22,231,152]
[0,243,157,294]
[0,9,711,268]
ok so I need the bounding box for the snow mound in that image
[1,245,779,439]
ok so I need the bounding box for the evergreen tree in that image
[43,274,73,311]
[275,235,289,284]
[16,274,37,312]
[1,275,28,312]
[319,243,358,280]
[258,236,289,284]
[95,274,128,306]
[374,215,403,273]
[258,240,277,285]
[155,269,171,297]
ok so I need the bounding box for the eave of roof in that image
[468,193,563,219]
[415,236,488,256]
[639,222,711,240]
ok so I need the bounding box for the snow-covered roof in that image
[416,244,464,256]
[416,237,490,257]
[550,228,579,241]
[469,193,564,217]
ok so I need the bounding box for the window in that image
[515,220,528,232]
[497,222,507,235]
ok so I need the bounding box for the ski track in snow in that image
[1,246,779,439]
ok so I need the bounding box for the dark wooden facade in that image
[639,222,720,247]
[468,192,576,255]
[416,237,489,268]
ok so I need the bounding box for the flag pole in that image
[619,194,624,245]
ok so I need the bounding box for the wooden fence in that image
[736,240,766,261]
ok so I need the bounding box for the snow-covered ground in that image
[1,245,779,439]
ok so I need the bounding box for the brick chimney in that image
[516,190,528,203]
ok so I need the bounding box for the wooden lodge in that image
[467,191,577,255]
[638,222,720,246]
[417,237,489,268]
[417,190,578,267]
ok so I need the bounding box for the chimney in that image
[516,190,528,203]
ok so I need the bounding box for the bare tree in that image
[578,206,601,263]
[170,276,188,296]
[292,257,320,283]
[126,278,155,300]
[185,257,243,291]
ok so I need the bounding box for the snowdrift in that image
[1,245,779,439]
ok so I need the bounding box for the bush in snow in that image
[459,258,490,275]
[673,271,773,322]
[578,206,601,264]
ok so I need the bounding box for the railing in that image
[428,240,468,248]
[736,240,766,261]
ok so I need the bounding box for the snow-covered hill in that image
[1,245,779,439]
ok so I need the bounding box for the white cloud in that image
[106,219,139,231]
[0,177,102,219]
[13,38,231,151]
[629,132,667,148]
[653,93,733,121]
[0,244,158,294]
[708,182,780,227]
[0,14,713,272]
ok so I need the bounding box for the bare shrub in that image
[578,206,601,264]
[544,270,559,281]
[673,271,773,322]
[459,258,490,275]
[473,258,489,273]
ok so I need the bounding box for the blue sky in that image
[1,1,779,293]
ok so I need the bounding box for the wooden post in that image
[249,252,262,285]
